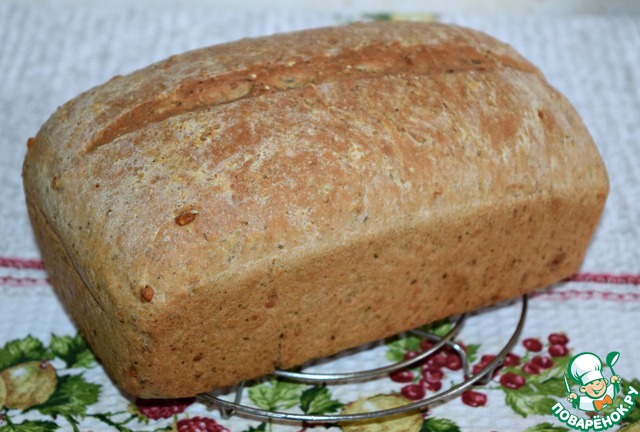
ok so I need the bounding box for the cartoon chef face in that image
[569,352,608,399]
[581,377,609,398]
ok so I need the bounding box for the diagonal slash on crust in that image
[83,42,540,153]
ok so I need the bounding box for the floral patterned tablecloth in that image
[1,4,639,432]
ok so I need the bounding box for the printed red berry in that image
[389,369,414,383]
[523,338,543,352]
[445,353,463,371]
[403,351,419,361]
[461,390,487,407]
[500,373,526,390]
[472,363,500,377]
[424,369,444,384]
[549,344,569,357]
[135,397,195,420]
[531,355,554,369]
[401,383,426,401]
[442,344,457,356]
[480,354,497,364]
[421,379,443,392]
[422,362,443,375]
[503,353,521,367]
[420,340,434,352]
[177,416,230,432]
[472,354,501,377]
[522,362,541,375]
[548,333,569,345]
[427,353,448,368]
[472,364,484,375]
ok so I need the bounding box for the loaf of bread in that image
[23,21,608,398]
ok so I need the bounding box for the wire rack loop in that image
[201,295,528,424]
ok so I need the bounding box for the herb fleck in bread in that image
[22,21,608,398]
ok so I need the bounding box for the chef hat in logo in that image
[569,353,604,386]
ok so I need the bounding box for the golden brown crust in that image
[85,41,538,152]
[23,21,608,397]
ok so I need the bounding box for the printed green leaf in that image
[543,354,573,382]
[385,336,422,362]
[420,417,461,432]
[422,319,454,338]
[505,390,557,418]
[518,354,572,396]
[299,386,343,415]
[248,379,305,411]
[49,334,95,369]
[0,420,59,432]
[523,423,569,432]
[61,415,79,432]
[624,378,640,391]
[34,374,101,417]
[89,412,171,432]
[86,413,129,432]
[242,424,267,432]
[601,378,640,423]
[536,377,570,398]
[465,344,480,364]
[622,379,640,423]
[0,336,51,370]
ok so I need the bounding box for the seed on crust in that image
[141,285,155,302]
[175,210,198,226]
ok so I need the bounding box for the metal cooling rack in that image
[200,295,528,424]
